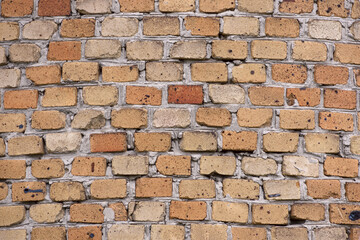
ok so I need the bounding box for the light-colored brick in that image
[199,0,234,12]
[146,62,183,81]
[111,108,147,129]
[223,17,259,36]
[251,40,287,60]
[212,40,247,60]
[144,17,179,36]
[26,65,61,85]
[223,179,260,199]
[237,108,272,127]
[170,40,207,59]
[29,204,64,223]
[351,136,360,155]
[0,229,27,240]
[8,136,44,156]
[159,0,195,12]
[351,21,360,40]
[314,227,347,240]
[31,111,66,130]
[324,156,358,177]
[0,206,25,226]
[280,110,315,130]
[0,182,8,200]
[264,180,301,200]
[306,179,341,199]
[108,225,144,240]
[179,179,215,199]
[184,17,219,36]
[263,132,299,153]
[119,0,154,12]
[134,132,171,152]
[32,159,65,179]
[12,181,46,202]
[271,227,308,240]
[180,132,217,152]
[200,156,236,175]
[212,201,248,223]
[231,228,267,240]
[76,0,112,14]
[191,63,227,83]
[85,40,121,59]
[292,41,327,61]
[156,155,191,176]
[135,177,172,197]
[128,201,165,221]
[291,203,325,221]
[222,131,258,151]
[31,227,66,240]
[0,47,6,65]
[112,155,149,175]
[62,62,99,82]
[252,204,288,225]
[50,182,86,202]
[191,224,227,240]
[238,0,273,13]
[151,225,185,240]
[71,109,105,129]
[23,20,57,39]
[153,109,190,128]
[265,17,300,37]
[248,87,284,106]
[91,179,127,199]
[71,156,106,176]
[233,64,266,83]
[60,18,95,38]
[83,86,118,106]
[103,66,139,82]
[0,160,26,179]
[126,41,163,60]
[109,203,127,221]
[101,17,138,36]
[127,86,162,106]
[42,87,77,107]
[0,113,26,133]
[305,133,339,153]
[282,155,319,177]
[241,157,277,176]
[209,84,245,104]
[45,132,81,153]
[309,20,342,40]
[70,204,104,223]
[0,22,19,41]
[9,44,41,63]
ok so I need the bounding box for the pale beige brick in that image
[126,41,163,60]
[179,179,215,199]
[252,204,288,225]
[264,180,301,200]
[180,132,217,152]
[233,64,266,83]
[314,227,347,240]
[50,182,86,202]
[309,20,342,40]
[101,17,138,36]
[146,62,183,81]
[305,133,339,153]
[223,179,260,199]
[0,22,19,41]
[200,156,236,175]
[209,84,245,104]
[263,132,299,153]
[212,40,247,60]
[251,40,287,60]
[0,69,20,88]
[128,201,165,221]
[212,201,248,223]
[282,156,319,177]
[170,40,207,59]
[62,62,99,82]
[191,63,227,83]
[91,179,127,199]
[153,108,190,128]
[0,206,25,226]
[45,132,82,153]
[83,86,118,106]
[241,157,277,176]
[71,109,105,129]
[0,46,7,65]
[112,155,149,175]
[150,225,185,240]
[237,108,272,128]
[0,113,26,133]
[238,0,274,13]
[292,41,327,61]
[8,136,44,156]
[111,108,147,129]
[29,204,64,223]
[223,17,259,36]
[271,227,308,240]
[23,20,57,40]
[108,225,144,240]
[76,0,112,14]
[9,44,41,63]
[191,224,227,240]
[0,229,27,240]
[85,40,121,59]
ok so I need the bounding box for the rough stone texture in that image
[241,157,277,176]
[71,109,106,129]
[76,0,112,14]
[180,132,217,152]
[153,109,190,128]
[128,201,165,221]
[170,41,207,59]
[112,155,149,175]
[85,40,121,59]
[9,44,41,63]
[50,182,86,202]
[309,20,342,40]
[282,156,319,177]
[23,21,57,39]
[45,132,82,153]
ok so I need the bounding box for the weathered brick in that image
[109,203,127,221]
[184,17,219,36]
[71,156,106,176]
[170,40,207,59]
[71,109,105,129]
[231,227,267,240]
[179,179,215,199]
[9,44,40,63]
[126,86,162,106]
[292,41,327,61]
[314,227,347,240]
[23,20,57,39]
[0,139,5,157]
[233,64,265,83]
[251,40,287,60]
[29,204,64,223]
[263,180,301,200]
[238,0,273,13]
[48,41,81,61]
[330,204,360,224]
[241,157,277,176]
[134,132,171,152]
[103,66,139,82]
[32,111,66,130]
[90,133,127,153]
[0,183,8,200]
[266,17,300,37]
[350,229,360,240]
[252,204,288,225]
[31,227,66,240]
[282,155,319,177]
[60,19,95,38]
[212,201,248,223]
[180,132,217,152]
[63,62,99,82]
[156,155,191,176]
[309,20,342,40]
[272,64,307,84]
[147,62,182,83]
[279,0,313,13]
[70,204,104,223]
[111,108,147,129]
[1,0,33,17]
[91,179,127,199]
[209,84,245,104]
[26,66,61,85]
[324,89,356,110]
[38,0,70,16]
[50,182,86,202]
[263,132,299,153]
[304,133,339,153]
[85,40,121,59]
[318,0,349,17]
[353,0,360,18]
[324,156,358,177]
[291,203,325,221]
[280,110,315,130]
[0,47,6,65]
[0,206,25,226]
[0,229,26,240]
[151,225,185,240]
[314,65,348,85]
[153,108,190,128]
[223,17,259,36]
[112,155,149,175]
[351,136,360,155]
[135,177,172,197]
[237,108,272,127]
[319,112,353,131]
[0,113,26,133]
[212,40,247,60]
[144,17,179,36]
[45,132,82,153]
[68,226,102,240]
[108,225,144,240]
[335,43,360,64]
[199,0,234,12]
[83,86,118,106]
[271,227,308,240]
[191,224,227,240]
[12,181,46,202]
[168,85,203,104]
[101,17,138,37]
[4,89,38,109]
[159,0,195,12]
[0,22,19,40]
[306,179,341,199]
[351,21,360,40]
[8,136,44,156]
[119,0,154,12]
[200,156,236,175]
[222,131,257,151]
[346,183,360,201]
[76,0,112,14]
[128,201,165,222]
[191,63,227,83]
[0,160,26,179]
[32,159,65,179]
[126,41,163,60]
[248,87,284,106]
[287,88,321,107]
[196,108,231,127]
[223,179,260,199]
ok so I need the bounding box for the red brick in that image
[324,89,356,110]
[168,85,203,104]
[286,88,321,107]
[48,41,82,61]
[38,0,71,16]
[90,133,127,153]
[4,89,38,109]
[1,0,33,17]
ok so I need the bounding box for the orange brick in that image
[222,131,258,151]
[314,65,348,85]
[232,227,267,240]
[319,112,353,131]
[68,226,102,240]
[279,0,314,13]
[199,0,234,12]
[135,177,172,197]
[330,204,360,225]
[38,0,71,16]
[4,89,38,109]
[70,204,104,223]
[184,17,220,36]
[279,110,315,130]
[291,203,325,221]
[60,19,95,38]
[0,160,26,179]
[248,87,284,106]
[1,0,33,17]
[346,183,360,201]
[196,108,231,127]
[306,179,341,199]
[179,179,215,199]
[31,227,66,240]
[119,0,154,12]
[252,204,288,225]
[134,132,171,152]
[156,155,191,176]
[31,159,65,179]
[286,88,321,107]
[103,66,139,82]
[12,181,46,202]
[334,43,360,64]
[265,17,300,37]
[42,87,77,107]
[170,201,206,220]
[272,64,307,84]
[48,41,81,61]
[126,86,162,106]
[26,65,61,85]
[90,133,127,153]
[168,85,203,104]
[109,202,127,221]
[237,108,272,128]
[111,108,148,129]
[324,156,358,177]
[71,156,107,176]
[324,89,356,109]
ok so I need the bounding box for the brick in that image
[126,41,163,60]
[144,17,179,36]
[112,155,149,175]
[238,0,273,13]
[223,17,259,36]
[231,227,267,240]
[0,22,19,40]
[233,64,266,83]
[180,132,217,152]
[71,109,105,129]
[199,0,234,12]
[111,108,147,129]
[223,179,260,199]
[196,108,231,127]
[272,64,307,84]
[83,86,118,106]
[90,133,127,153]
[91,179,127,199]
[350,229,360,240]
[68,226,102,240]
[263,132,299,153]
[318,0,349,17]
[351,22,360,40]
[279,0,313,13]
[4,89,38,109]
[271,227,308,240]
[237,108,272,127]
[222,131,257,151]
[85,40,121,59]
[353,0,360,18]
[38,0,70,16]
[63,62,99,82]
[184,17,219,36]
[251,40,287,60]
[309,20,342,40]
[60,19,95,38]
[191,63,227,83]
[23,20,57,39]
[291,203,325,221]
[324,156,358,177]
[0,47,6,65]
[314,227,347,240]
[109,202,127,221]
[70,204,104,223]
[212,201,248,223]
[335,43,360,64]
[314,65,348,85]
[29,204,64,223]
[146,62,183,82]
[212,40,247,60]
[45,132,82,153]
[71,156,106,176]
[279,110,315,130]
[134,132,171,152]
[76,0,112,14]
[200,156,236,175]
[103,66,139,82]
[0,113,26,133]
[151,225,185,240]
[263,180,301,200]
[0,139,5,157]
[1,0,33,17]
[8,136,44,156]
[159,0,195,12]
[32,111,66,130]
[108,225,144,240]
[287,88,321,107]
[0,229,26,240]
[31,227,66,240]
[252,204,288,225]
[179,179,215,199]
[50,182,86,201]
[265,17,300,37]
[32,159,65,179]
[209,84,245,104]
[0,182,8,200]
[170,40,207,59]
[292,41,327,61]
[346,183,360,201]
[305,133,339,153]
[119,0,154,12]
[351,136,360,155]
[26,66,61,85]
[9,44,40,63]
[241,157,277,176]
[191,224,227,240]
[0,206,25,226]
[319,112,353,131]
[249,87,284,106]
[48,41,81,61]
[306,179,341,199]
[135,177,172,197]
[0,160,26,179]
[330,204,360,224]
[128,201,165,221]
[282,156,319,177]
[101,17,138,37]
[156,155,191,176]
[168,85,203,104]
[12,181,46,202]
[126,86,162,106]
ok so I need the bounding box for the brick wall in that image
[1,0,360,239]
